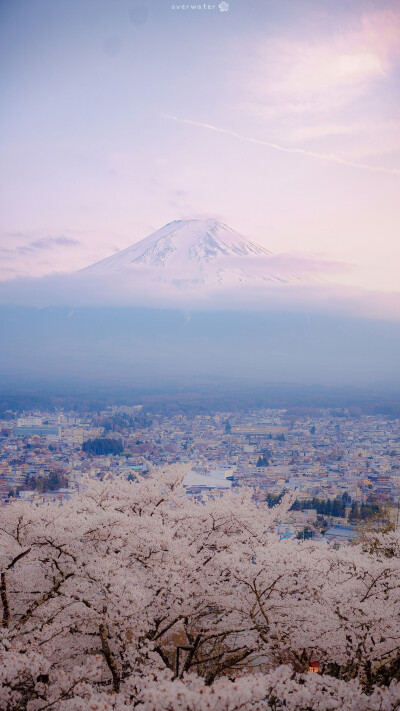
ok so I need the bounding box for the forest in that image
[82,437,124,455]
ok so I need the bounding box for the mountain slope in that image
[82,219,300,287]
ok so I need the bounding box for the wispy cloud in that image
[233,7,400,168]
[0,234,80,256]
[275,47,386,97]
[163,114,400,176]
[29,235,81,250]
[0,234,83,281]
[247,9,400,109]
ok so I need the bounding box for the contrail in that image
[163,114,400,176]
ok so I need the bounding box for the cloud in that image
[233,7,400,166]
[359,9,400,61]
[281,120,400,163]
[29,235,81,250]
[0,258,399,323]
[276,47,386,97]
[284,123,365,142]
[163,114,400,176]
[0,234,81,256]
[249,8,400,106]
[256,253,351,275]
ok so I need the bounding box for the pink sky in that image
[0,0,399,301]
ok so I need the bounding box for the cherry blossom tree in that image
[1,464,400,709]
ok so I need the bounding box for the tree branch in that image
[99,623,121,693]
[205,648,254,685]
[154,644,174,671]
[6,547,32,570]
[19,572,74,625]
[1,572,10,628]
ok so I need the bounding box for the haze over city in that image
[1,0,400,388]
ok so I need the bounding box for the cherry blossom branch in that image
[1,572,10,627]
[19,571,74,626]
[6,547,32,569]
[99,622,121,693]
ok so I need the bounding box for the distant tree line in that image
[265,492,285,507]
[256,455,269,467]
[103,415,134,432]
[20,469,69,494]
[291,496,348,518]
[82,437,123,455]
[100,412,152,433]
[288,493,380,521]
[349,500,380,521]
[266,491,382,521]
[296,526,313,540]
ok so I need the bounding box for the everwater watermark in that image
[171,2,229,12]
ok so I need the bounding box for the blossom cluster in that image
[1,465,400,709]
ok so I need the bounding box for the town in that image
[1,404,399,544]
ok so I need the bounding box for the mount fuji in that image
[82,219,302,288]
[1,221,399,389]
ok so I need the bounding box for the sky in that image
[1,0,400,295]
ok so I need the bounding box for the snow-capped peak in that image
[83,219,272,274]
[81,218,302,289]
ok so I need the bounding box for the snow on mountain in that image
[82,219,302,287]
